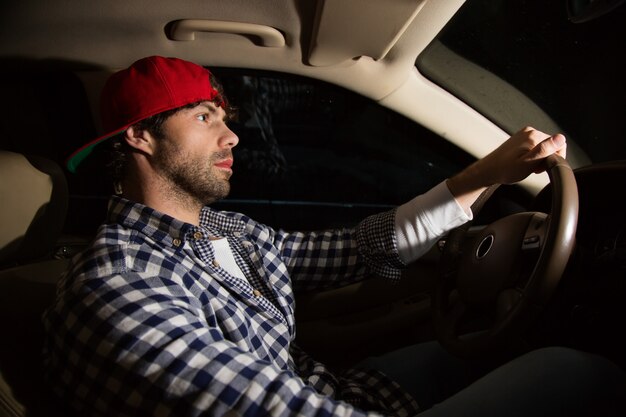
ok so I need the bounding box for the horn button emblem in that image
[476,234,494,259]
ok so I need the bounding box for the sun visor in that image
[308,0,426,66]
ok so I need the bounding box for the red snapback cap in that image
[66,55,222,173]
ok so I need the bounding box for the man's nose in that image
[220,125,239,149]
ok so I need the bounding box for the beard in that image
[152,139,232,206]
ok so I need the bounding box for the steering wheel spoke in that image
[495,287,523,322]
[438,290,467,336]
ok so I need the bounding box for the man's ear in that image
[124,125,156,156]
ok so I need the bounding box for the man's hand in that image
[447,126,567,212]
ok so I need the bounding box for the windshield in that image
[417,0,625,165]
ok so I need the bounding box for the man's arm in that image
[446,126,567,212]
[395,127,567,264]
[270,127,568,284]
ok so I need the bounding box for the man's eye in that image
[196,114,208,122]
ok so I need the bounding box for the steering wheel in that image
[432,154,578,358]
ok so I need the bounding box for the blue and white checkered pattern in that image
[42,196,420,416]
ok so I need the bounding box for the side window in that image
[212,69,476,230]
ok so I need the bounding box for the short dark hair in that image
[107,72,235,184]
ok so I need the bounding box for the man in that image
[43,56,624,416]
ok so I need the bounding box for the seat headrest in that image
[0,151,68,267]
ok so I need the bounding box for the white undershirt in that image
[212,180,470,277]
[211,238,247,280]
[394,180,471,263]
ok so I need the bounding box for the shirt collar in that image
[107,196,245,244]
[199,205,246,236]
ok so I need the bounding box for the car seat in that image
[0,150,72,417]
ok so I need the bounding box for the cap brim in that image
[65,128,126,173]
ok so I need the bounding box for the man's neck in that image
[121,179,203,226]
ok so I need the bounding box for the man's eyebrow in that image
[196,101,231,121]
[195,101,218,112]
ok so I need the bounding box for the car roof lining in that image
[0,0,462,101]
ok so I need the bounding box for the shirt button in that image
[193,231,203,240]
[242,241,253,248]
[253,289,262,297]
[172,238,182,247]
[212,259,220,268]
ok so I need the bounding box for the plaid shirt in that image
[42,196,420,417]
